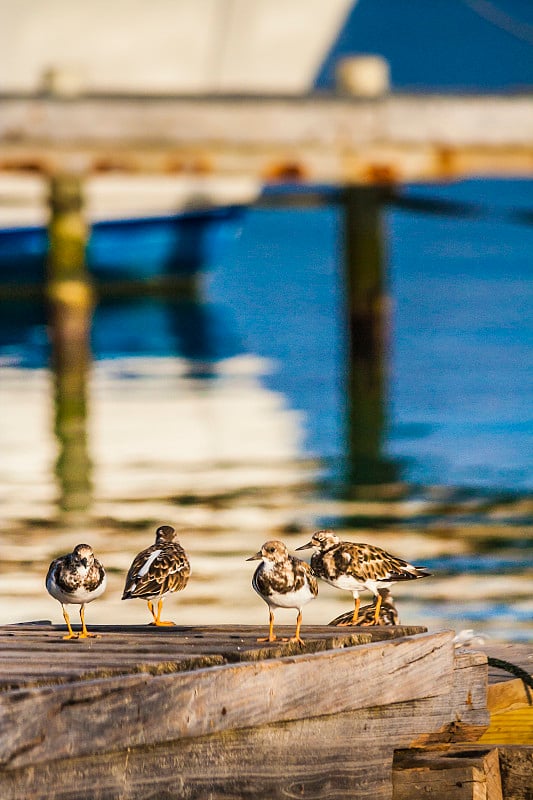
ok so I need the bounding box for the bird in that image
[296,530,430,625]
[122,525,190,626]
[328,587,399,627]
[246,539,318,645]
[46,543,106,640]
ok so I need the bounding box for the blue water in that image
[206,178,533,493]
[387,180,533,491]
[1,178,532,495]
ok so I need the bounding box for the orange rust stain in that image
[264,161,307,182]
[92,157,137,173]
[436,146,457,178]
[0,159,47,174]
[363,163,399,185]
[165,155,213,175]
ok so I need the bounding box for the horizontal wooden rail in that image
[1,94,532,182]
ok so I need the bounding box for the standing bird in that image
[296,530,430,625]
[122,525,190,626]
[247,539,318,645]
[46,544,106,640]
[328,588,399,627]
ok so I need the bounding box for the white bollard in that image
[336,55,390,98]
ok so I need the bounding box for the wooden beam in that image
[498,747,533,800]
[0,695,487,800]
[393,746,503,800]
[1,95,532,182]
[0,650,489,800]
[0,631,454,770]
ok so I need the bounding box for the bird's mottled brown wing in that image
[123,543,190,599]
[45,557,61,589]
[356,544,429,582]
[313,543,364,581]
[48,554,82,593]
[85,558,106,593]
[292,556,318,597]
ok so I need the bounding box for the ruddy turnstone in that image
[247,539,318,645]
[122,525,190,626]
[46,544,106,640]
[328,587,399,626]
[296,530,430,625]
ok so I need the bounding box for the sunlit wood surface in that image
[0,624,492,799]
[1,94,533,182]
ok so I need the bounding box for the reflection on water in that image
[0,179,531,641]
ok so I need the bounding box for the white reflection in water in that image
[0,358,531,642]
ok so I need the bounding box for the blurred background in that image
[0,0,531,640]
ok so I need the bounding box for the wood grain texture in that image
[1,96,533,183]
[0,630,454,770]
[0,622,425,690]
[0,687,489,800]
[411,651,490,745]
[497,746,533,800]
[393,746,502,800]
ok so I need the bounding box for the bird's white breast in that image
[46,573,107,605]
[265,583,315,610]
[324,573,366,593]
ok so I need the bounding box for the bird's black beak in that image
[80,558,88,568]
[295,541,312,551]
[246,551,262,561]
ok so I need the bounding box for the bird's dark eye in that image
[266,546,275,553]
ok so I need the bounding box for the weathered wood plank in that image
[497,746,533,800]
[0,681,489,800]
[2,95,532,146]
[0,630,454,770]
[393,745,503,800]
[411,651,490,745]
[1,95,532,181]
[0,622,424,690]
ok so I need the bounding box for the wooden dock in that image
[2,94,533,182]
[0,621,495,799]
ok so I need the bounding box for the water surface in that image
[0,178,531,641]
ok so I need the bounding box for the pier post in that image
[46,173,93,517]
[342,185,396,486]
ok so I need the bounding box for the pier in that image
[1,5,531,796]
[2,92,532,485]
[0,622,531,798]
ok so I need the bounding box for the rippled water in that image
[0,179,531,642]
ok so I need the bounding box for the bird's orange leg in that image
[289,610,304,645]
[350,595,361,625]
[371,593,383,625]
[257,609,276,642]
[147,599,157,623]
[78,604,100,638]
[61,605,78,640]
[152,598,175,627]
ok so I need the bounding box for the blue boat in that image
[0,205,245,286]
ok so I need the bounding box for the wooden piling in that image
[342,185,396,486]
[46,173,93,516]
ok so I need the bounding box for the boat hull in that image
[0,207,244,285]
